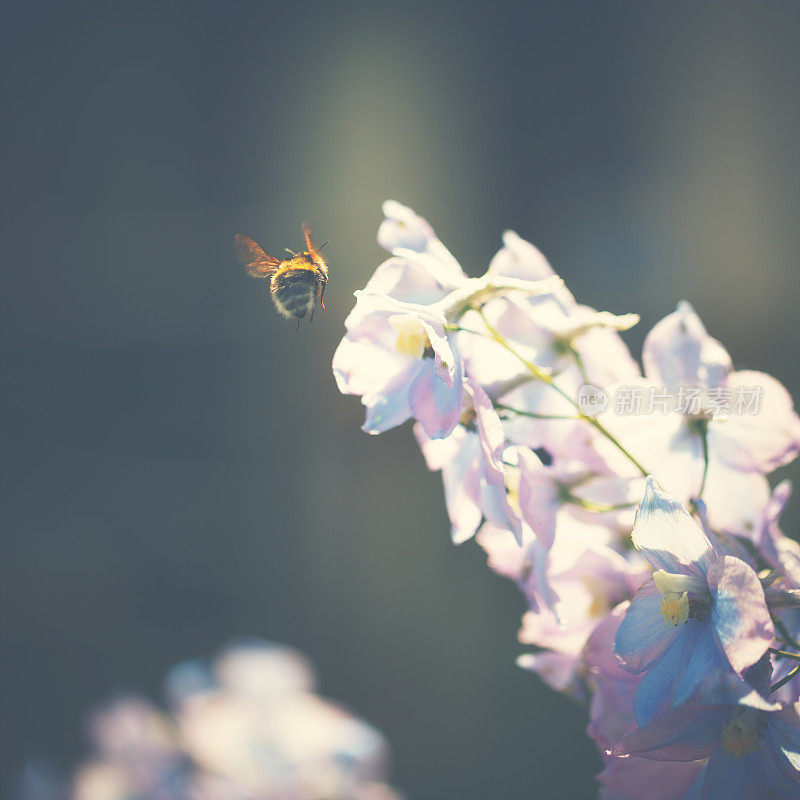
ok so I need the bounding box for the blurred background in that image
[2,1,800,798]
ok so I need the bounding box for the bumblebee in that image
[235,223,328,331]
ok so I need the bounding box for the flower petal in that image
[611,704,728,761]
[597,757,705,800]
[441,437,483,543]
[419,317,456,386]
[524,537,563,619]
[332,320,410,398]
[408,355,463,439]
[475,521,531,580]
[469,380,502,463]
[472,381,522,542]
[707,555,773,675]
[572,325,642,386]
[633,623,703,726]
[671,619,730,707]
[642,301,731,390]
[361,254,450,305]
[487,230,557,282]
[707,369,800,473]
[596,396,706,501]
[631,477,714,576]
[413,422,466,471]
[701,750,767,800]
[700,457,770,536]
[585,602,632,680]
[516,450,561,550]
[763,702,800,789]
[361,378,414,435]
[377,200,466,287]
[517,650,584,697]
[755,481,800,589]
[378,199,437,254]
[614,581,682,675]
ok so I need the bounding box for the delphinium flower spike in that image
[334,201,800,798]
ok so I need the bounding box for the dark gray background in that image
[2,2,800,798]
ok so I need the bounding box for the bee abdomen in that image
[271,269,317,319]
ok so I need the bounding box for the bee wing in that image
[302,222,321,261]
[235,234,281,278]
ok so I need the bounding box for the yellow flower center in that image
[652,570,707,626]
[660,592,689,626]
[390,315,430,359]
[582,576,611,620]
[505,468,521,516]
[721,708,762,757]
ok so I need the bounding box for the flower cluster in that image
[334,201,800,798]
[17,642,402,800]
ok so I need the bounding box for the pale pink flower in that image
[478,517,647,690]
[597,302,800,532]
[415,379,521,543]
[334,204,560,440]
[515,443,643,551]
[333,291,464,439]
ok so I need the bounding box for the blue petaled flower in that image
[607,700,800,800]
[614,478,774,726]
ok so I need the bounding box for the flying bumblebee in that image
[235,223,328,331]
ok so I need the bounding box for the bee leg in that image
[294,317,301,334]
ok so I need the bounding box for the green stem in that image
[569,344,590,385]
[686,422,710,517]
[768,648,800,661]
[476,312,648,478]
[771,664,800,693]
[772,613,800,651]
[495,403,580,421]
[697,423,710,503]
[572,497,638,513]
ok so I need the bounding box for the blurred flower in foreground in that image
[18,641,401,800]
